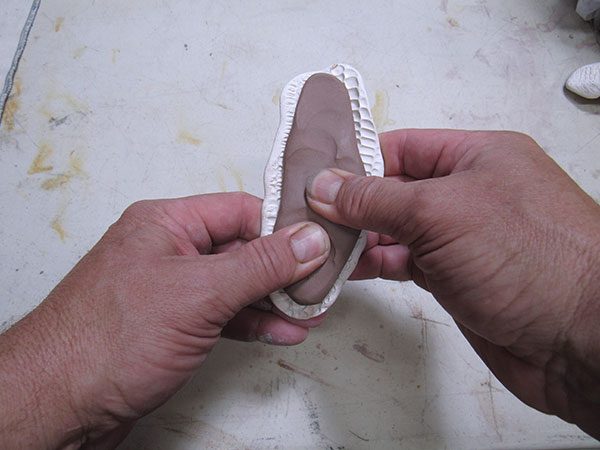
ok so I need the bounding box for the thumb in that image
[306,168,434,245]
[211,222,330,311]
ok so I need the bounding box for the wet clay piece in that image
[273,73,366,305]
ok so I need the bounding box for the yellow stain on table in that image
[2,78,22,131]
[230,167,244,191]
[3,97,19,131]
[42,174,72,190]
[55,17,65,32]
[51,213,67,243]
[178,130,203,147]
[112,48,120,64]
[215,103,232,110]
[371,90,395,130]
[28,144,54,174]
[41,150,88,190]
[73,46,88,59]
[13,79,22,96]
[69,151,89,178]
[216,171,227,192]
[221,61,228,80]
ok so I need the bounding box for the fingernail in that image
[290,224,329,263]
[307,169,344,204]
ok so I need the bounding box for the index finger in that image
[380,129,481,179]
[161,192,263,250]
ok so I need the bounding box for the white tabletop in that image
[1,1,599,448]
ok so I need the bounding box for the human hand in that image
[0,192,330,449]
[306,129,600,438]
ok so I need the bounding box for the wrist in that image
[0,303,87,449]
[556,240,600,438]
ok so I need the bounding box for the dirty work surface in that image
[0,1,598,449]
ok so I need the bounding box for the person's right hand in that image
[306,129,600,439]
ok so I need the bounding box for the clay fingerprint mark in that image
[28,144,54,174]
[353,343,385,363]
[276,360,335,388]
[177,130,203,147]
[55,17,64,32]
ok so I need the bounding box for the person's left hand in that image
[0,192,330,449]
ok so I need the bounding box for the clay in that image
[273,73,366,305]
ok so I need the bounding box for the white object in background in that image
[565,62,600,99]
[261,63,384,320]
[576,0,600,20]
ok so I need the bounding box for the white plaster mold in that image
[566,62,600,99]
[261,64,384,319]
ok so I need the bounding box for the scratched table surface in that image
[1,1,599,448]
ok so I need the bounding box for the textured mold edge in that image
[261,63,384,319]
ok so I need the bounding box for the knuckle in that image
[121,200,152,221]
[336,176,383,224]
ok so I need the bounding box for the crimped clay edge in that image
[261,63,384,319]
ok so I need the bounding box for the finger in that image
[363,231,398,249]
[306,168,440,244]
[221,308,309,345]
[160,192,263,250]
[379,129,480,179]
[206,222,330,313]
[349,244,411,281]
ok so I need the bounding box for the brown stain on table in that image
[69,151,88,177]
[41,150,89,190]
[13,79,22,96]
[55,17,65,32]
[51,213,67,242]
[2,79,22,131]
[276,359,335,388]
[447,17,460,28]
[215,171,227,192]
[353,342,385,363]
[178,130,203,147]
[28,143,54,174]
[3,98,19,131]
[230,166,244,191]
[42,174,72,190]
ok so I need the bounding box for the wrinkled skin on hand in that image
[307,129,600,439]
[0,193,329,449]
